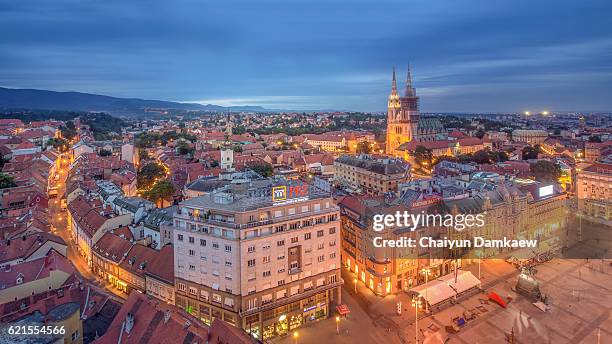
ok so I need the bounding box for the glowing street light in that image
[542,111,549,116]
[421,268,431,312]
[335,316,340,334]
[353,277,358,293]
[412,298,422,344]
[524,111,530,116]
[293,331,298,344]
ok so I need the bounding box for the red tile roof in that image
[94,291,210,344]
[0,232,66,265]
[144,243,174,284]
[0,249,75,290]
[93,232,133,264]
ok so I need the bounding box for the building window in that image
[329,227,336,234]
[277,279,285,286]
[317,255,325,262]
[248,245,255,253]
[248,259,256,267]
[291,236,298,243]
[263,270,271,277]
[277,240,285,247]
[189,249,195,256]
[304,233,311,240]
[212,242,219,249]
[189,287,197,295]
[189,265,196,271]
[177,283,186,292]
[263,255,271,264]
[317,230,324,237]
[212,294,222,303]
[200,239,206,246]
[330,252,336,259]
[177,234,184,241]
[225,245,232,252]
[188,237,194,244]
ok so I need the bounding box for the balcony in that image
[288,267,302,275]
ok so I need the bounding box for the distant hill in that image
[0,87,267,114]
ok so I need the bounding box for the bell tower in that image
[386,65,420,156]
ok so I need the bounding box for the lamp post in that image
[412,298,422,344]
[293,331,299,344]
[421,268,431,312]
[335,316,340,334]
[353,278,357,293]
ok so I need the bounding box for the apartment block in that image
[173,177,341,340]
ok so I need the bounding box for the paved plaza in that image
[274,258,612,344]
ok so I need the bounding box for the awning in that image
[410,270,481,306]
[336,304,350,315]
[488,292,507,308]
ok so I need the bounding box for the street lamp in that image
[293,331,298,344]
[421,268,431,312]
[353,278,357,293]
[335,316,340,334]
[412,298,422,344]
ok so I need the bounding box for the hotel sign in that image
[272,184,309,205]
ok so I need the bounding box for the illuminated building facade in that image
[173,178,341,340]
[334,154,411,195]
[386,66,445,158]
[338,181,566,297]
[577,162,612,223]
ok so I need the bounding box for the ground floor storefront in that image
[342,254,462,296]
[244,288,338,340]
[176,287,340,340]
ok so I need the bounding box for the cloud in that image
[0,0,611,112]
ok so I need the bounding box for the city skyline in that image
[1,0,612,112]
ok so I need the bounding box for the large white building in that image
[173,177,341,340]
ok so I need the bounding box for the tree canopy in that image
[0,173,16,189]
[142,180,175,206]
[137,162,166,190]
[530,160,562,182]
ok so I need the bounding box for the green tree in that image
[356,141,372,154]
[61,121,77,140]
[143,180,175,207]
[0,173,16,189]
[99,149,113,157]
[522,145,541,160]
[588,135,602,143]
[137,163,166,190]
[177,142,194,156]
[250,164,273,177]
[47,137,69,152]
[530,160,562,182]
[413,145,433,167]
[232,145,243,153]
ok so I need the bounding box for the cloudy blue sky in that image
[1,0,611,112]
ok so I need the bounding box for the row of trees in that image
[81,113,126,141]
[135,131,197,148]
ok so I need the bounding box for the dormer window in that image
[16,274,23,285]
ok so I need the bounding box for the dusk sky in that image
[1,0,611,112]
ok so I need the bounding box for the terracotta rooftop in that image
[0,249,75,290]
[94,292,209,344]
[0,232,66,265]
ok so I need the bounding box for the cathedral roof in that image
[418,117,444,131]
